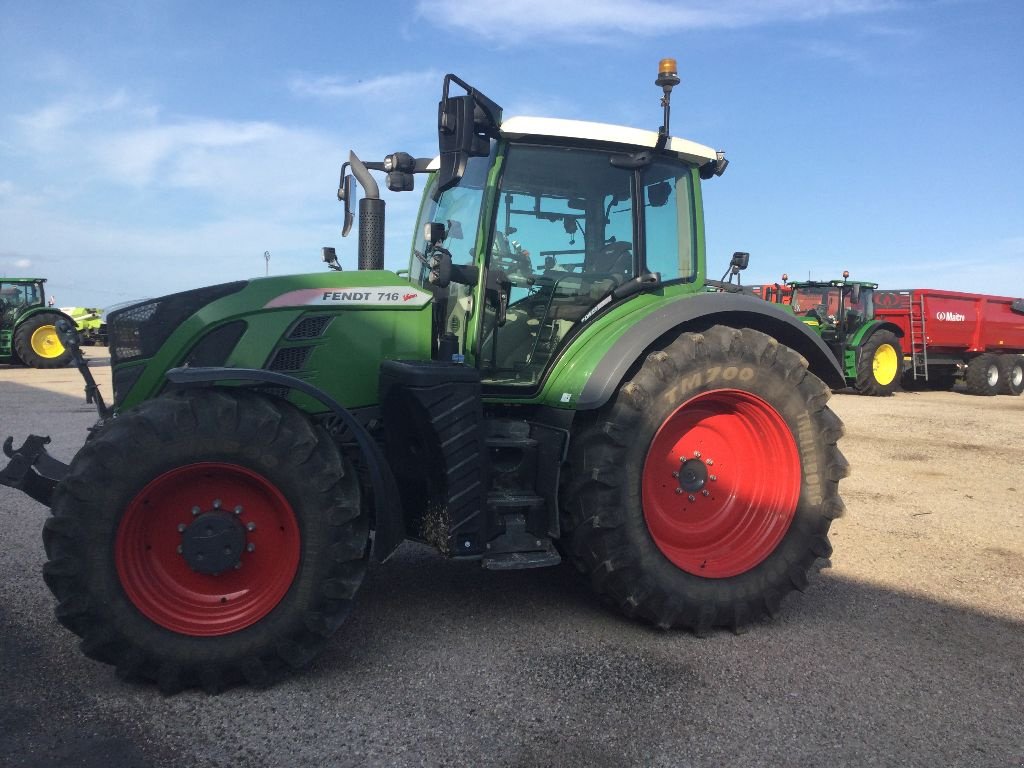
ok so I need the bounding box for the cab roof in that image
[499,116,719,165]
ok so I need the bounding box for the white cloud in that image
[415,0,895,42]
[289,70,441,101]
[15,258,32,269]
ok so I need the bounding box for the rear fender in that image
[164,367,405,562]
[577,292,844,409]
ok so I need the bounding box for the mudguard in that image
[165,366,405,562]
[577,291,845,409]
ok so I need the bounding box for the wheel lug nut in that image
[702,489,710,497]
[177,523,187,533]
[671,471,679,478]
[705,459,714,466]
[246,522,256,532]
[688,494,696,502]
[246,543,256,553]
[212,499,222,509]
[693,450,701,458]
[675,488,683,495]
[710,475,717,481]
[191,506,201,516]
[234,562,243,570]
[234,505,243,515]
[176,544,183,554]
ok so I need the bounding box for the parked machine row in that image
[751,275,1024,397]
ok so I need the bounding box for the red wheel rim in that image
[115,463,300,636]
[642,389,800,578]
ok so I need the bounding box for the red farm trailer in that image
[874,288,1024,395]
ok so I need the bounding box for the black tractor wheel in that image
[854,330,902,396]
[997,355,1024,396]
[13,312,74,368]
[965,354,1001,396]
[42,389,369,692]
[561,326,848,634]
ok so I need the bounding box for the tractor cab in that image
[407,123,716,390]
[789,275,877,359]
[338,64,727,396]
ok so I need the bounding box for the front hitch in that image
[0,435,69,508]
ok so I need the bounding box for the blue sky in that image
[1,0,1021,308]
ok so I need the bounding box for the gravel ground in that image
[1,353,1021,767]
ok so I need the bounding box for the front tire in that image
[42,389,369,692]
[855,330,902,396]
[561,326,848,634]
[13,313,73,368]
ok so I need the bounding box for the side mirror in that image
[337,165,355,237]
[434,75,503,200]
[648,181,671,207]
[730,251,750,271]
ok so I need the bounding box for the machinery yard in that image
[1,352,1021,767]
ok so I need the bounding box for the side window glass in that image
[643,165,695,282]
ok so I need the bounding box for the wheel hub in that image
[677,458,709,493]
[179,511,247,575]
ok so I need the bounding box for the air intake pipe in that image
[349,152,385,271]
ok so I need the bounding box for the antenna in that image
[264,250,270,277]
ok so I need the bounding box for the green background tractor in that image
[3,63,850,693]
[0,277,76,368]
[785,276,905,396]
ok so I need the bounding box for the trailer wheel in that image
[998,355,1024,396]
[42,389,368,692]
[965,354,1001,396]
[855,330,902,396]
[561,326,847,634]
[13,313,73,368]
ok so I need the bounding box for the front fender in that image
[576,292,845,409]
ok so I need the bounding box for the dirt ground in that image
[1,352,1022,767]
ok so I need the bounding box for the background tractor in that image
[773,273,904,396]
[2,61,849,693]
[0,277,76,368]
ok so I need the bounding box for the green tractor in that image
[0,277,76,368]
[2,62,849,692]
[785,273,905,396]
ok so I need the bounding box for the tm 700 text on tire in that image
[561,325,848,634]
[42,389,369,693]
[13,312,74,368]
[855,330,902,396]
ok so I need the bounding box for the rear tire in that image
[561,326,848,634]
[43,389,369,692]
[965,354,1001,396]
[855,330,902,396]
[13,313,73,368]
[997,355,1024,396]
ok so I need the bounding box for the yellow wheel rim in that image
[30,324,65,359]
[873,343,898,386]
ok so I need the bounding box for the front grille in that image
[107,281,248,365]
[268,346,312,372]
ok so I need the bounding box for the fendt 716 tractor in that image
[1,61,849,693]
[0,277,77,368]
[775,273,905,396]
